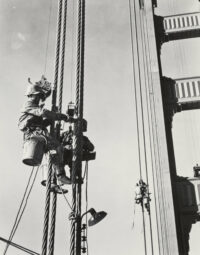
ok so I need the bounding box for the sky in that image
[1,0,200,255]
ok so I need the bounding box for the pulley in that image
[67,101,75,117]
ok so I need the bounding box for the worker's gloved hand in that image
[59,113,70,122]
[68,116,78,123]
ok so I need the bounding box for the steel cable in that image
[129,0,147,254]
[44,0,53,75]
[3,167,34,255]
[3,167,39,255]
[75,1,85,254]
[85,162,89,255]
[41,160,53,255]
[47,0,66,254]
[70,1,85,254]
[48,182,57,255]
[138,6,156,255]
[52,0,63,112]
[128,0,142,180]
[70,0,83,254]
[0,236,40,255]
[140,3,171,255]
[59,0,68,114]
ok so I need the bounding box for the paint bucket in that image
[22,136,46,166]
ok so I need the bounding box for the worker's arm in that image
[42,109,69,122]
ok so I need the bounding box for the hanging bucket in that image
[22,136,46,166]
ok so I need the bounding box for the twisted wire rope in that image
[41,159,53,255]
[44,0,53,75]
[42,1,64,254]
[76,1,85,254]
[59,0,68,113]
[129,0,148,253]
[48,179,57,255]
[52,0,63,111]
[48,0,66,254]
[70,0,85,254]
[3,167,39,255]
[139,6,156,255]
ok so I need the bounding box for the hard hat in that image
[25,75,51,101]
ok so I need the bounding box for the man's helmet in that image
[25,75,51,101]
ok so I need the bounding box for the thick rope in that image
[0,237,40,255]
[69,205,76,255]
[70,0,76,101]
[52,0,63,112]
[48,1,69,255]
[41,160,52,255]
[128,0,148,253]
[70,0,85,254]
[3,167,39,255]
[47,0,64,254]
[139,7,155,255]
[48,178,57,255]
[44,0,53,75]
[70,1,83,254]
[3,167,34,255]
[128,0,142,180]
[59,0,68,114]
[141,203,147,255]
[76,1,85,254]
[132,0,148,252]
[85,162,89,255]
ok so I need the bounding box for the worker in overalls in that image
[135,179,148,205]
[19,76,72,185]
[61,119,95,176]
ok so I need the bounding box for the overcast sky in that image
[1,0,200,255]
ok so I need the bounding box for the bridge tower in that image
[139,0,200,254]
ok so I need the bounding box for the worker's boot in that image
[53,164,71,185]
[51,152,71,185]
[50,184,68,194]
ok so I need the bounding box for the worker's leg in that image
[47,135,71,185]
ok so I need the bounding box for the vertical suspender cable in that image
[70,0,85,254]
[70,0,82,253]
[48,185,57,255]
[132,0,148,253]
[138,6,156,255]
[41,1,63,255]
[128,0,143,180]
[44,0,53,75]
[52,0,63,113]
[70,0,82,254]
[49,0,66,254]
[59,0,68,114]
[76,1,85,254]
[70,0,76,101]
[41,160,53,255]
[129,0,147,254]
[142,4,169,254]
[48,1,68,255]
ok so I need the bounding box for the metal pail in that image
[22,136,46,166]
